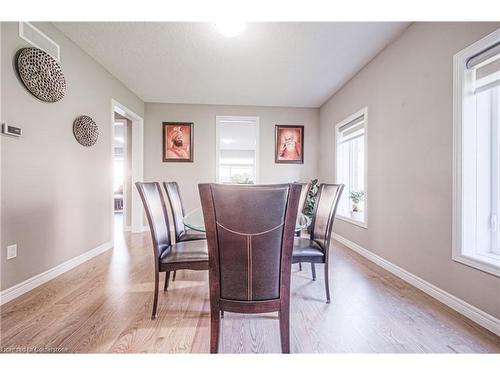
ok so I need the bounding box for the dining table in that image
[183,208,311,233]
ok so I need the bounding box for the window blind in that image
[467,41,500,93]
[339,114,365,143]
[466,42,500,68]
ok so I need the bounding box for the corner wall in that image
[1,22,144,291]
[144,103,319,211]
[319,22,500,319]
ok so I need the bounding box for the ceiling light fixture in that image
[214,22,246,37]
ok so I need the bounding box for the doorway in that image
[111,100,144,247]
[113,114,130,234]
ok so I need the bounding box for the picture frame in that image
[162,122,194,162]
[275,125,304,164]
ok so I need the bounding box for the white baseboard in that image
[332,233,500,337]
[0,241,113,305]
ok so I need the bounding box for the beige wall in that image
[319,22,500,318]
[1,22,144,290]
[144,103,319,212]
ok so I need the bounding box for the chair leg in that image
[164,271,170,291]
[299,262,302,271]
[152,272,159,320]
[210,305,221,353]
[279,305,290,353]
[311,263,316,281]
[172,270,177,281]
[324,263,331,304]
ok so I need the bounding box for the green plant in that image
[349,190,365,204]
[303,179,319,219]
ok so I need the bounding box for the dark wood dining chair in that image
[164,182,206,243]
[295,182,312,272]
[136,182,209,320]
[295,182,311,237]
[164,181,206,282]
[292,183,344,304]
[199,183,301,353]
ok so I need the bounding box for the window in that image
[216,116,259,184]
[335,108,368,228]
[453,29,500,276]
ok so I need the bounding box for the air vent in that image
[19,22,60,61]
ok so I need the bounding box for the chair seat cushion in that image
[292,237,324,262]
[159,239,208,264]
[178,229,206,242]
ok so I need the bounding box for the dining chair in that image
[136,182,209,320]
[295,182,312,273]
[295,182,311,237]
[164,181,207,243]
[199,183,301,353]
[292,183,344,304]
[164,181,206,282]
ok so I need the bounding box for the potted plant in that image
[349,190,365,212]
[303,179,319,219]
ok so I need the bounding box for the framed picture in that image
[275,125,304,164]
[162,122,194,162]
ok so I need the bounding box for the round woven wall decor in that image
[73,116,99,147]
[16,47,66,103]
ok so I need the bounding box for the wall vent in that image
[19,22,60,61]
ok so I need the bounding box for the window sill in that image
[452,252,500,277]
[337,213,367,229]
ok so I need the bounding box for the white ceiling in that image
[54,22,409,108]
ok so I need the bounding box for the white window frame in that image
[335,107,368,229]
[452,28,500,277]
[215,116,260,184]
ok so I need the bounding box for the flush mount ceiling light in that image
[214,22,246,37]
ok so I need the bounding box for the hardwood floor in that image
[1,224,499,353]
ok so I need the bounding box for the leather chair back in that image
[310,184,344,253]
[164,182,186,241]
[136,182,171,257]
[200,183,301,302]
[297,182,311,215]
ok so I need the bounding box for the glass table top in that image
[183,208,311,233]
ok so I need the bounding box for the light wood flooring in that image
[1,221,499,353]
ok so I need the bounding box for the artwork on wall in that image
[275,125,304,164]
[73,115,99,147]
[16,47,66,103]
[163,122,194,162]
